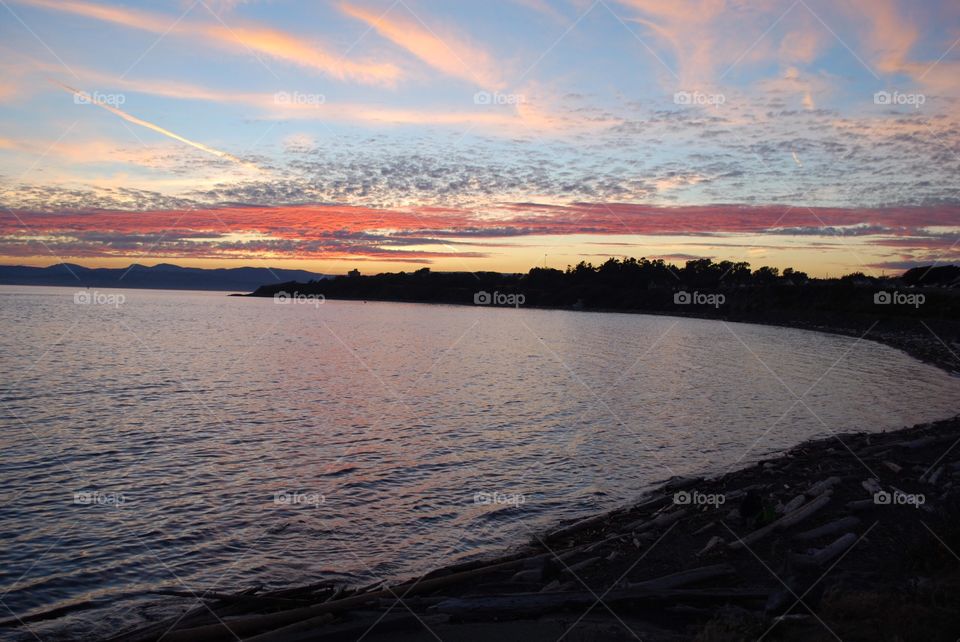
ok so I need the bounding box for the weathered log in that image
[625,564,735,590]
[779,494,806,514]
[882,460,903,474]
[924,466,945,485]
[794,532,857,567]
[624,508,686,533]
[583,533,624,553]
[429,587,767,617]
[846,499,874,511]
[804,476,841,496]
[793,516,861,541]
[509,569,542,583]
[729,492,832,549]
[562,556,601,575]
[692,521,716,536]
[545,510,620,542]
[126,552,552,642]
[697,535,724,557]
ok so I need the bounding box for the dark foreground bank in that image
[87,413,960,642]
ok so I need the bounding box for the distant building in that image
[347,269,361,277]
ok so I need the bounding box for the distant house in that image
[348,269,361,277]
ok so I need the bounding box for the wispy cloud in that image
[53,81,256,167]
[339,2,506,88]
[15,0,401,85]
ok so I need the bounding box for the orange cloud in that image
[843,0,959,95]
[339,2,506,88]
[15,0,401,86]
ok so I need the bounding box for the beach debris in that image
[562,556,601,575]
[692,521,716,535]
[625,564,736,591]
[697,536,725,557]
[428,587,767,618]
[545,513,610,542]
[509,569,542,584]
[922,465,945,485]
[779,494,806,515]
[625,508,686,533]
[846,499,875,511]
[794,532,858,567]
[793,516,861,541]
[805,476,841,496]
[882,460,903,473]
[101,416,960,642]
[729,492,832,549]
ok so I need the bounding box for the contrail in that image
[53,81,257,169]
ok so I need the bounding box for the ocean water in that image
[1,285,958,639]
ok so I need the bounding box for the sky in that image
[0,0,958,276]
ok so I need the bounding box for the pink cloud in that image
[2,202,956,264]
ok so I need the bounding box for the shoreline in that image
[92,317,960,642]
[101,414,960,641]
[10,302,957,640]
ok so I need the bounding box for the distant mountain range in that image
[0,263,329,292]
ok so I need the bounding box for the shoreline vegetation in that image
[21,258,960,640]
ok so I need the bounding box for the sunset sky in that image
[1,0,958,276]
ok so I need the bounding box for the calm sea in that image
[1,285,958,639]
